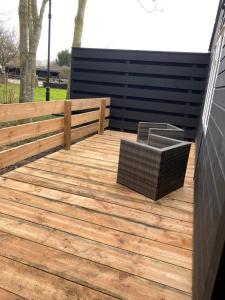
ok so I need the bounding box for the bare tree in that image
[19,0,48,103]
[0,24,18,72]
[67,0,87,98]
[137,0,163,13]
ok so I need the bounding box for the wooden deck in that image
[0,130,194,300]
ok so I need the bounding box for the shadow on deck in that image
[0,130,194,300]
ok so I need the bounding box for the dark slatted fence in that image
[70,48,210,140]
[194,1,225,299]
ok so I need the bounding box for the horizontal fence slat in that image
[72,47,210,64]
[71,122,98,141]
[109,119,195,139]
[0,133,64,168]
[0,118,64,147]
[71,119,109,141]
[110,98,201,116]
[71,109,110,127]
[71,83,203,103]
[110,108,198,127]
[71,98,111,111]
[71,70,206,91]
[0,101,65,122]
[72,60,208,78]
[72,110,99,126]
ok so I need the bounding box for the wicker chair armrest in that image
[147,134,191,150]
[120,139,161,154]
[148,128,184,140]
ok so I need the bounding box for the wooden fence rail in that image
[0,98,111,169]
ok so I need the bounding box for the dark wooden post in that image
[98,99,106,135]
[64,100,72,150]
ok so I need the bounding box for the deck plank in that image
[0,194,192,259]
[0,186,191,267]
[27,157,194,203]
[0,256,115,300]
[0,130,194,299]
[1,171,193,236]
[0,288,26,300]
[4,168,193,229]
[0,231,191,295]
[0,181,192,250]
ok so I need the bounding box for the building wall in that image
[70,48,209,140]
[193,1,225,299]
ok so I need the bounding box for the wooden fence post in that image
[98,99,106,135]
[64,100,72,150]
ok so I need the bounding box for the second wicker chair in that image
[137,122,184,143]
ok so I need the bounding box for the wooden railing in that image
[0,97,111,169]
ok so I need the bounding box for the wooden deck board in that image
[0,287,27,300]
[0,130,194,299]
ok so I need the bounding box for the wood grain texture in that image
[0,101,65,122]
[71,108,109,127]
[0,256,114,300]
[0,232,191,294]
[0,118,64,147]
[71,97,111,111]
[0,288,26,300]
[0,130,194,299]
[98,99,107,135]
[64,100,72,150]
[0,133,64,168]
[71,120,109,142]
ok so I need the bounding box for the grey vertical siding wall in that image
[70,48,209,140]
[194,1,225,299]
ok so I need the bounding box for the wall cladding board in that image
[194,1,225,299]
[70,48,210,140]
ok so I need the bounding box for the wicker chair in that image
[137,122,184,143]
[117,134,191,200]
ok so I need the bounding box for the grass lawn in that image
[0,83,67,103]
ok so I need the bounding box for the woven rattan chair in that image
[137,122,184,143]
[117,134,191,200]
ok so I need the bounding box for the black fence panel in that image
[70,48,210,140]
[193,1,225,299]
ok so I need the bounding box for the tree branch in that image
[39,0,49,23]
[137,0,163,13]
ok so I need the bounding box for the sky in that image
[0,0,220,63]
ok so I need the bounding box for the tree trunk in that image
[67,0,87,99]
[73,0,87,47]
[19,0,29,102]
[19,0,48,103]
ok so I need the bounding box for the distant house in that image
[5,65,60,81]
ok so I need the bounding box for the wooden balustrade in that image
[0,98,111,169]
